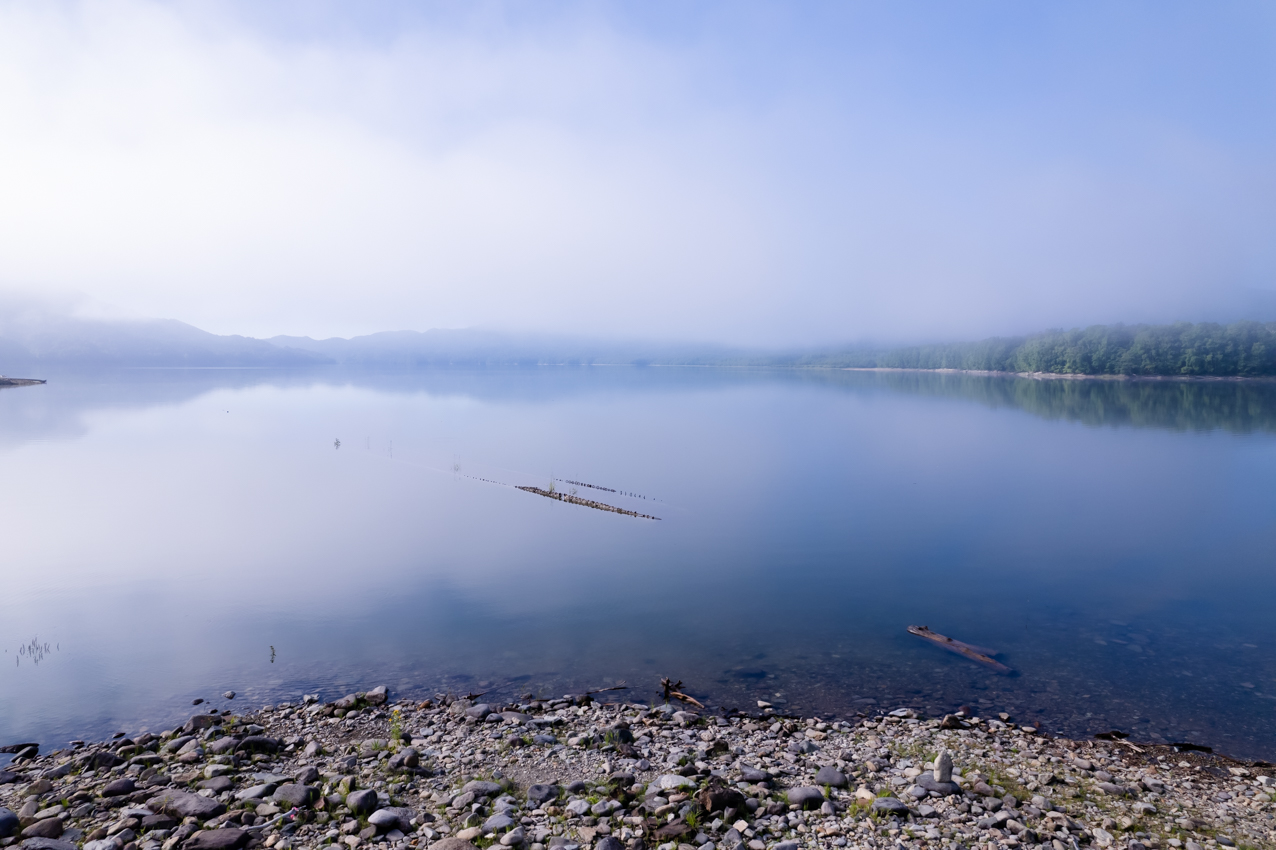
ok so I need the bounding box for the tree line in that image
[796,321,1276,377]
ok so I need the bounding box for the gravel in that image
[1,689,1273,850]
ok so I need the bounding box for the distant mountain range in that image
[0,305,751,369]
[0,309,322,368]
[5,301,1276,378]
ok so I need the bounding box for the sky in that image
[1,1,1275,347]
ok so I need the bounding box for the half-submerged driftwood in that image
[907,625,1013,673]
[516,486,660,520]
[0,378,45,388]
[661,677,705,708]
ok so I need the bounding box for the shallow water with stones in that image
[2,367,1274,761]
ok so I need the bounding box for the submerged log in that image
[516,486,660,520]
[907,625,1013,673]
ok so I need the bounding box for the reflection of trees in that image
[831,371,1276,434]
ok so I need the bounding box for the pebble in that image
[0,686,1271,850]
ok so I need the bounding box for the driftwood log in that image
[660,677,705,708]
[907,625,1013,673]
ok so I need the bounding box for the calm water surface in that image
[2,368,1274,760]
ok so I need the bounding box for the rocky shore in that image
[2,688,1272,850]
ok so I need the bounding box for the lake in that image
[2,367,1275,761]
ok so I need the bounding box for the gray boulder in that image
[368,808,413,833]
[481,812,515,833]
[786,787,824,809]
[461,780,501,798]
[234,784,275,801]
[814,765,848,788]
[365,686,388,706]
[526,784,558,807]
[101,778,136,797]
[272,784,317,808]
[19,840,77,850]
[147,789,227,820]
[346,789,378,816]
[21,820,63,840]
[872,796,910,815]
[183,828,249,850]
[0,808,18,839]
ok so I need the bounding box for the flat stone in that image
[464,704,492,720]
[481,813,515,833]
[427,840,479,850]
[83,840,120,850]
[739,765,770,783]
[653,774,695,791]
[234,784,276,801]
[499,826,526,846]
[871,797,910,815]
[786,787,824,808]
[461,780,502,797]
[184,828,249,850]
[163,736,196,754]
[183,715,217,735]
[197,777,234,794]
[19,839,77,850]
[147,789,227,820]
[917,772,961,796]
[814,766,848,788]
[294,766,320,785]
[21,819,62,839]
[271,784,317,808]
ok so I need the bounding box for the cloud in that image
[0,1,1274,345]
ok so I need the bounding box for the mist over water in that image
[2,367,1275,761]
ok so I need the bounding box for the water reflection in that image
[5,367,1276,451]
[1,366,1275,760]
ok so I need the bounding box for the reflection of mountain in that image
[268,328,747,367]
[3,367,1276,454]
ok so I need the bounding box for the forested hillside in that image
[804,321,1276,376]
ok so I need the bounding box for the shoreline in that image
[2,686,1272,850]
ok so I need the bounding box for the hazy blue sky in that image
[2,1,1274,345]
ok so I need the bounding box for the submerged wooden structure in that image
[516,486,660,520]
[0,377,46,387]
[907,625,1013,673]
